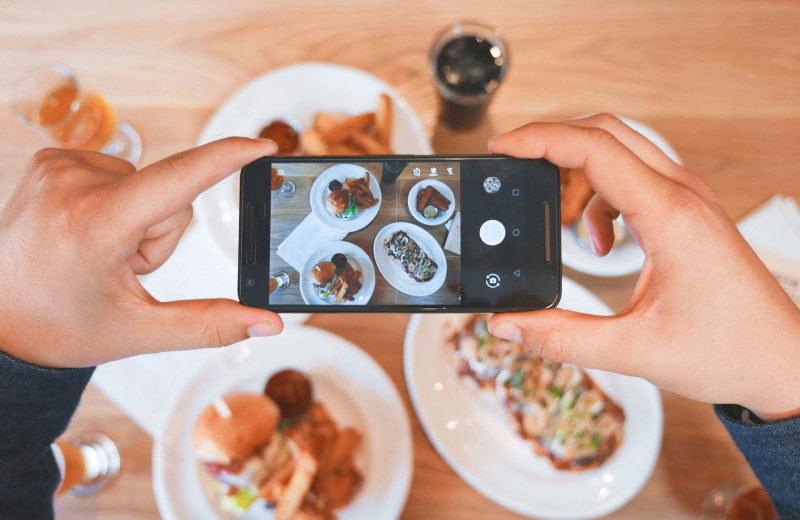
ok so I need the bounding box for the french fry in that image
[326,143,362,155]
[349,131,392,155]
[374,93,393,147]
[325,428,362,473]
[275,451,318,520]
[320,113,375,144]
[303,130,328,156]
[313,112,340,133]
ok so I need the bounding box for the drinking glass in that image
[13,64,142,164]
[269,272,291,294]
[430,22,508,131]
[270,167,296,197]
[702,484,777,520]
[53,432,120,496]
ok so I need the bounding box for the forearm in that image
[0,349,94,520]
[715,404,800,520]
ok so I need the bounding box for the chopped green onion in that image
[590,433,601,449]
[548,386,564,399]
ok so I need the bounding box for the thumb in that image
[141,298,284,353]
[488,310,633,374]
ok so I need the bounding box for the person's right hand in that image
[488,114,800,420]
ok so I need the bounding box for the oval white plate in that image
[373,222,447,297]
[404,278,663,519]
[299,241,376,305]
[153,327,413,520]
[561,116,682,277]
[309,164,382,232]
[407,179,456,227]
[193,63,433,265]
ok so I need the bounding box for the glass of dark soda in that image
[430,22,508,131]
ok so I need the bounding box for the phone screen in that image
[240,156,560,312]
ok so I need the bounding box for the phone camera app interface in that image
[268,161,461,307]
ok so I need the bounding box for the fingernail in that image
[255,138,278,151]
[589,234,602,256]
[247,321,275,337]
[490,321,522,343]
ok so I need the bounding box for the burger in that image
[310,261,338,298]
[193,392,292,514]
[326,189,358,219]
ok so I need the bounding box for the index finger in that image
[116,137,277,229]
[489,122,676,229]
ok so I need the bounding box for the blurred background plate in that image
[153,327,413,520]
[404,278,662,519]
[194,63,433,265]
[561,116,682,277]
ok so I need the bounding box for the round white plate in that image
[561,116,682,277]
[373,222,447,297]
[309,164,382,232]
[404,278,663,519]
[193,62,433,265]
[153,327,413,520]
[299,241,376,305]
[407,179,456,227]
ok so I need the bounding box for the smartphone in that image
[239,155,560,312]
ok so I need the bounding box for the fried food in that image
[416,186,451,213]
[561,168,594,227]
[300,95,394,156]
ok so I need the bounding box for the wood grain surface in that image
[1,0,798,519]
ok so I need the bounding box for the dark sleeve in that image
[715,404,800,520]
[0,349,94,520]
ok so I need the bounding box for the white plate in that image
[561,116,682,277]
[299,241,376,305]
[373,222,447,297]
[407,179,456,227]
[193,63,433,265]
[309,164,382,232]
[153,327,413,520]
[404,278,663,519]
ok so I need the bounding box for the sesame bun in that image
[192,392,280,465]
[326,189,352,216]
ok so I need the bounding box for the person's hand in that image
[488,114,800,420]
[0,138,283,368]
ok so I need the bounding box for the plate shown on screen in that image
[373,222,447,297]
[299,241,376,305]
[561,116,682,277]
[309,164,382,232]
[153,327,413,520]
[404,278,662,519]
[407,179,456,227]
[193,62,433,265]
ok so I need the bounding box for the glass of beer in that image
[13,64,142,164]
[430,22,508,132]
[52,432,120,496]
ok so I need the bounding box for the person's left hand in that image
[0,138,283,368]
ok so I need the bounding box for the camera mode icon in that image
[485,273,501,289]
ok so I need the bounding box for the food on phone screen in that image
[416,185,452,218]
[328,179,343,192]
[259,120,301,155]
[193,371,363,518]
[301,93,394,155]
[384,231,438,282]
[326,190,357,219]
[445,315,626,471]
[310,257,363,303]
[264,370,313,421]
[560,168,594,227]
[343,172,378,209]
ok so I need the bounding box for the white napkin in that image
[277,213,347,271]
[443,212,461,255]
[738,195,800,307]
[91,223,308,436]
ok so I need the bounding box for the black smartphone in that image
[238,155,560,312]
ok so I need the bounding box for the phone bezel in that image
[238,154,561,313]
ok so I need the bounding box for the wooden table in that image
[1,1,798,518]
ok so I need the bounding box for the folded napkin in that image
[443,212,461,255]
[738,195,800,307]
[277,213,347,272]
[91,223,308,436]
